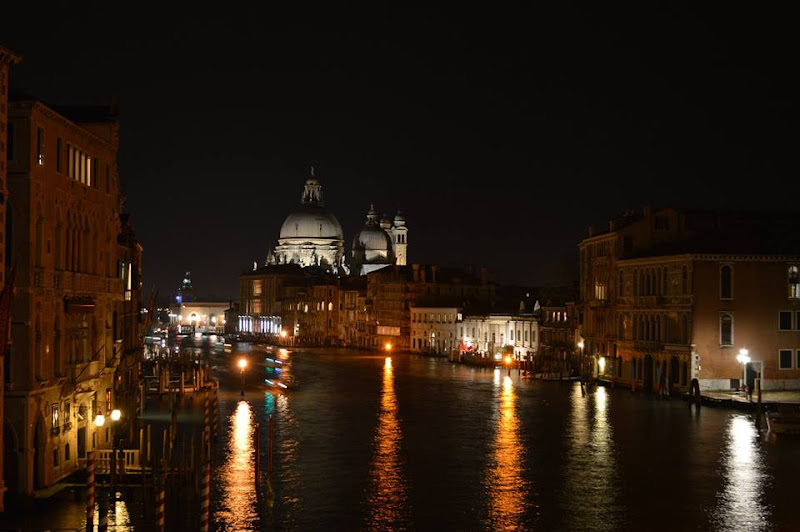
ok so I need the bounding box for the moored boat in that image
[766,406,800,438]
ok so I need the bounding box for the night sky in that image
[2,5,795,304]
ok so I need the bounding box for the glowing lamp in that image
[111,409,121,421]
[238,358,248,370]
[94,414,106,427]
[598,356,606,373]
[385,342,393,352]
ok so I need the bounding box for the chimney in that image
[420,266,426,283]
[609,219,617,231]
[588,226,594,237]
[480,266,487,285]
[412,263,419,282]
[431,265,437,284]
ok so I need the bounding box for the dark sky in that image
[2,5,795,304]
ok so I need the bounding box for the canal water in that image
[3,342,800,530]
[210,344,800,531]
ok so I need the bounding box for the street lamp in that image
[238,358,248,396]
[504,355,512,376]
[737,348,751,395]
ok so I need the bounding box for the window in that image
[779,349,793,370]
[789,266,799,299]
[720,265,733,299]
[682,266,688,294]
[662,267,668,295]
[252,280,263,296]
[37,127,45,165]
[53,448,59,467]
[65,443,71,462]
[618,273,624,298]
[654,215,670,231]
[56,137,63,172]
[720,313,733,346]
[779,311,792,331]
[594,281,607,301]
[51,404,59,428]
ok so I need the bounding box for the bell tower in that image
[391,211,408,266]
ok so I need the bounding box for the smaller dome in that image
[393,211,406,225]
[353,227,392,252]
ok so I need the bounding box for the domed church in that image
[351,204,408,275]
[265,168,408,276]
[268,169,346,273]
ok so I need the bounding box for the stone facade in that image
[4,95,138,495]
[581,207,800,392]
[0,44,21,512]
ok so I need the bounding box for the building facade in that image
[4,95,136,495]
[0,44,21,512]
[581,207,800,392]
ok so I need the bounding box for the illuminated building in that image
[267,169,346,273]
[580,207,800,392]
[4,91,141,495]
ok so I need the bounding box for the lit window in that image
[789,266,799,299]
[52,404,59,428]
[37,127,45,165]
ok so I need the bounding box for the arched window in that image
[662,267,668,295]
[618,272,624,298]
[633,270,638,296]
[720,265,733,299]
[720,313,733,346]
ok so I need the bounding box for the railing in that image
[93,449,142,474]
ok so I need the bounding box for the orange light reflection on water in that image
[486,375,526,529]
[217,400,258,531]
[366,355,407,528]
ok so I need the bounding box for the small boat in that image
[766,405,800,437]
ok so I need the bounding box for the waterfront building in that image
[280,269,339,346]
[238,263,302,336]
[459,310,539,364]
[367,264,495,351]
[538,301,580,374]
[337,276,367,347]
[4,93,138,495]
[0,44,21,512]
[169,300,230,334]
[580,207,800,393]
[410,300,463,357]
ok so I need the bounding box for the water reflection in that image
[217,400,258,531]
[485,374,526,529]
[366,356,408,529]
[563,384,619,530]
[714,415,770,531]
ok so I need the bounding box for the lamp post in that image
[736,348,751,393]
[577,341,585,380]
[504,355,512,376]
[280,329,287,346]
[110,409,121,496]
[238,358,248,396]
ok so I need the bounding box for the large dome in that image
[279,204,344,240]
